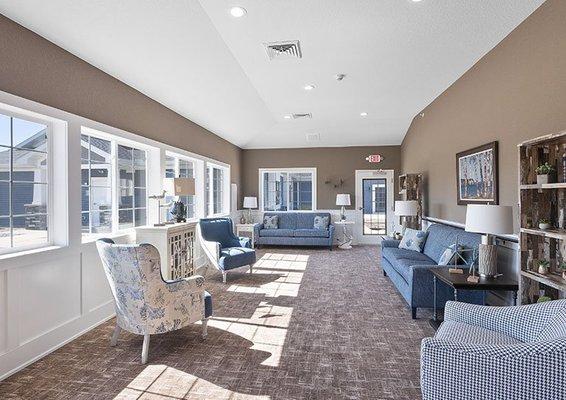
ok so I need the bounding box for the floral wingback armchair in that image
[198,217,256,283]
[96,238,212,364]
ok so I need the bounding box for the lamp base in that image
[478,243,498,278]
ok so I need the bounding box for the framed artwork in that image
[456,141,499,205]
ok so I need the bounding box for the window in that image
[0,112,50,252]
[81,131,148,239]
[164,155,196,220]
[260,169,316,211]
[206,165,224,216]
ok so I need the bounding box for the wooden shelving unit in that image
[398,173,423,229]
[518,131,566,304]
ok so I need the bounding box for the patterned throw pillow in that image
[438,244,460,266]
[398,228,428,252]
[264,215,278,229]
[313,216,329,230]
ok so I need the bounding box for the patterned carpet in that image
[0,245,434,399]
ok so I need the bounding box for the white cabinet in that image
[136,222,197,280]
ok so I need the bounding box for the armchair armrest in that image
[238,236,252,248]
[444,300,566,342]
[165,275,206,294]
[381,239,400,248]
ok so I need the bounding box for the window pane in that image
[165,156,175,178]
[91,211,112,233]
[91,187,112,211]
[118,145,132,164]
[0,146,10,180]
[134,209,146,226]
[81,134,89,161]
[81,212,90,233]
[133,149,145,166]
[81,162,89,186]
[0,115,10,147]
[119,209,133,230]
[11,182,47,216]
[12,118,47,151]
[90,137,111,163]
[119,165,133,188]
[81,187,89,212]
[12,215,48,248]
[90,165,111,187]
[12,149,48,183]
[119,187,133,209]
[0,217,9,250]
[134,166,146,187]
[179,159,193,178]
[134,188,146,208]
[0,181,8,216]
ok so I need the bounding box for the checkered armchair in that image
[421,300,566,400]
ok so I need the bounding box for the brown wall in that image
[401,0,566,228]
[242,146,401,210]
[0,14,242,188]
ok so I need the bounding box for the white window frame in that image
[81,127,151,241]
[258,167,317,212]
[206,162,230,217]
[164,151,199,221]
[0,107,63,256]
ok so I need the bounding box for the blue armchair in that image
[421,300,566,400]
[198,218,256,283]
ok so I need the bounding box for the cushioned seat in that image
[435,320,521,345]
[259,228,295,237]
[219,247,256,270]
[391,258,436,283]
[293,228,329,238]
[382,247,435,265]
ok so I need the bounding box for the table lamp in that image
[465,204,513,278]
[164,177,196,223]
[243,196,257,223]
[395,200,418,234]
[336,194,351,221]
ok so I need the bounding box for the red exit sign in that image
[365,154,383,163]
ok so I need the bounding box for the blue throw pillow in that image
[313,216,329,230]
[398,228,428,252]
[264,215,278,229]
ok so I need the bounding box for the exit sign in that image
[365,154,383,163]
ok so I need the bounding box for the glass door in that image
[362,178,387,235]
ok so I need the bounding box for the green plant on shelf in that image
[537,260,550,275]
[538,295,552,303]
[535,162,555,175]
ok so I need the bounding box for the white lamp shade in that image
[465,205,513,235]
[394,200,418,216]
[336,194,351,206]
[243,196,258,209]
[164,177,195,196]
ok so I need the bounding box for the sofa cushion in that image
[435,321,521,345]
[399,228,428,252]
[259,229,295,237]
[294,228,329,238]
[313,215,329,230]
[382,247,435,266]
[391,258,436,283]
[263,215,279,229]
[423,224,481,264]
[276,213,297,229]
[219,247,256,270]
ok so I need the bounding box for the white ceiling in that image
[0,0,545,149]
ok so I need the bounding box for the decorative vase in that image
[538,264,549,275]
[537,174,549,185]
[539,222,551,230]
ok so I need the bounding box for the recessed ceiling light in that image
[304,84,315,91]
[360,112,368,117]
[284,115,292,119]
[230,6,247,18]
[411,0,423,2]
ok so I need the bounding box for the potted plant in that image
[535,162,555,185]
[539,218,552,230]
[560,262,566,280]
[538,295,552,303]
[538,260,550,275]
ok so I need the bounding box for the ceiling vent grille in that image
[292,113,312,119]
[264,40,302,60]
[306,133,320,142]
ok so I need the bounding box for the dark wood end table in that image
[430,268,519,330]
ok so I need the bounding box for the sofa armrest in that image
[328,224,335,240]
[254,223,263,238]
[381,239,400,248]
[444,300,566,342]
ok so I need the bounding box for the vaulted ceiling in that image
[0,0,545,148]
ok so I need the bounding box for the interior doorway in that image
[355,170,394,244]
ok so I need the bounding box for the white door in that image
[355,170,395,244]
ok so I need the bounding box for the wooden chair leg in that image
[110,324,121,346]
[141,334,150,364]
[249,264,253,274]
[202,318,209,339]
[222,271,227,284]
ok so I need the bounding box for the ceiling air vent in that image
[264,40,302,60]
[306,133,320,142]
[292,113,312,120]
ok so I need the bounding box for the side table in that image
[430,267,519,330]
[334,220,355,249]
[235,223,257,248]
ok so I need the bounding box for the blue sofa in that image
[381,223,483,319]
[254,212,335,249]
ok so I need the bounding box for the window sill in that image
[81,230,135,245]
[0,245,69,271]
